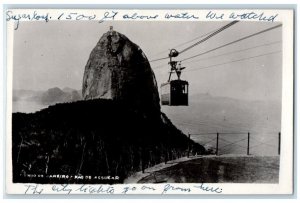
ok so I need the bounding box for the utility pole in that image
[247,132,250,155]
[187,133,190,158]
[278,132,281,155]
[216,132,219,156]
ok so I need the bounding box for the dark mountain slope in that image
[12,99,205,184]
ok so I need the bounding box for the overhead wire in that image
[148,20,239,63]
[179,21,239,54]
[148,56,170,63]
[180,24,282,62]
[152,27,281,70]
[218,137,249,151]
[149,26,221,58]
[183,41,281,65]
[184,50,282,73]
[153,41,282,69]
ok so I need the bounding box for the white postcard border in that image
[4,8,294,195]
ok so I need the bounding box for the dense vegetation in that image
[12,99,205,184]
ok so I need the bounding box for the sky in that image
[12,20,282,102]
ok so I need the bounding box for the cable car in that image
[161,80,189,106]
[160,49,189,106]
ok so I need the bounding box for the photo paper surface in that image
[5,8,294,195]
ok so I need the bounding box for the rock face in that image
[82,29,160,115]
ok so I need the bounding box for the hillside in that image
[137,155,279,183]
[12,99,205,184]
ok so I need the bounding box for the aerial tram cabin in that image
[160,49,189,106]
[161,80,189,106]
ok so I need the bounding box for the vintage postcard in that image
[5,8,294,195]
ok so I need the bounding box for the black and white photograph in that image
[5,8,294,195]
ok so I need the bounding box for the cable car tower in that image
[161,49,189,106]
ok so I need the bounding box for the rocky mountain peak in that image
[82,29,160,116]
